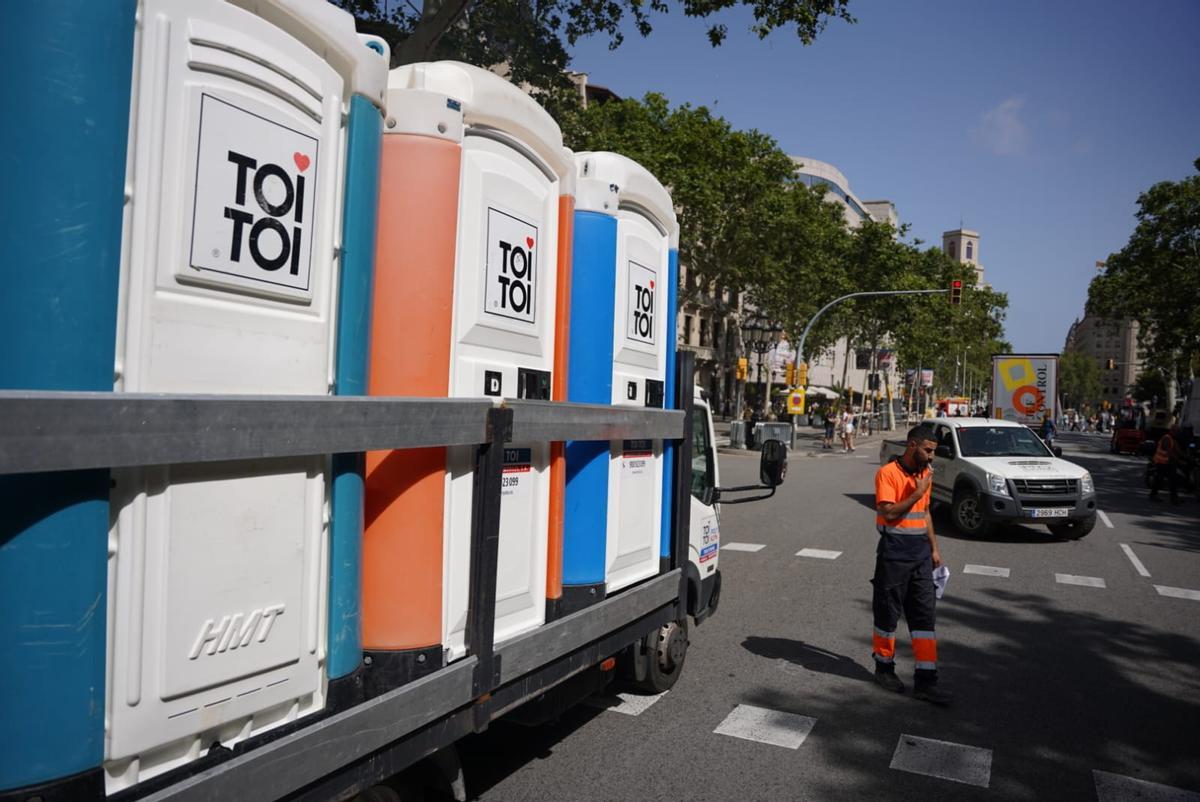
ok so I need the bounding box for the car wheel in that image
[952,489,990,537]
[1048,516,1096,540]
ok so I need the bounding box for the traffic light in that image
[868,372,880,391]
[949,279,963,305]
[797,362,809,386]
[1105,358,1116,370]
[785,363,795,385]
[736,357,748,381]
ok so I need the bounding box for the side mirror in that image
[935,445,953,459]
[702,486,718,506]
[759,439,788,487]
[1052,446,1063,458]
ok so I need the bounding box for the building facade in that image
[1063,315,1145,404]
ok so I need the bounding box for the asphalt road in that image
[456,430,1200,801]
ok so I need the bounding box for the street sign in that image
[787,387,806,415]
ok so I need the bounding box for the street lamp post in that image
[740,313,781,416]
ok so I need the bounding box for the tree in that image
[1059,350,1101,411]
[1088,157,1200,387]
[561,94,802,412]
[1130,369,1168,404]
[339,1,854,99]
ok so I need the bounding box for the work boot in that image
[913,682,954,707]
[874,670,905,694]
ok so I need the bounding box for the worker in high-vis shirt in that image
[872,423,952,706]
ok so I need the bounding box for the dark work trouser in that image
[871,556,938,685]
[1150,463,1180,499]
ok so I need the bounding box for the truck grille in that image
[1013,478,1078,495]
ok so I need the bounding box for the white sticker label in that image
[627,260,656,344]
[485,208,537,324]
[189,94,318,293]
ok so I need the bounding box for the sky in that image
[563,0,1200,353]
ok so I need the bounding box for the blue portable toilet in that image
[562,152,679,613]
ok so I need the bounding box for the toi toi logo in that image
[222,150,308,276]
[627,261,657,344]
[496,238,534,315]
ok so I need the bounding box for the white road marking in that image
[1119,543,1151,578]
[713,704,817,750]
[889,734,992,788]
[963,564,1011,578]
[1056,573,1107,588]
[1155,585,1200,602]
[1094,769,1200,801]
[722,542,766,553]
[796,548,843,560]
[584,690,668,717]
[1097,510,1114,528]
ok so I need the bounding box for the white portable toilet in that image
[371,62,572,663]
[104,0,386,791]
[569,152,677,596]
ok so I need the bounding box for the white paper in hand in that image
[933,565,950,599]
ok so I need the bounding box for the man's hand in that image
[914,473,933,498]
[931,547,943,568]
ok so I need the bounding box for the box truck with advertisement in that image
[991,354,1060,426]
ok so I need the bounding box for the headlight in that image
[987,472,1010,497]
[1081,472,1094,495]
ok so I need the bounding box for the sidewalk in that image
[714,419,897,457]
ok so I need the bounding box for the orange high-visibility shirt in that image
[874,459,932,561]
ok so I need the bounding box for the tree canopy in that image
[339,0,854,102]
[1059,349,1101,411]
[1087,157,1200,385]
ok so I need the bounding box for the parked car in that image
[1110,421,1148,455]
[880,418,1097,539]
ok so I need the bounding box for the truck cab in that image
[689,389,723,623]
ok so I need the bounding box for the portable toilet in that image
[562,152,679,613]
[362,62,573,690]
[95,1,387,793]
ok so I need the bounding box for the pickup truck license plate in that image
[1030,508,1070,518]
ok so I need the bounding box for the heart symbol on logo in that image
[293,152,311,172]
[525,237,535,249]
[649,280,655,289]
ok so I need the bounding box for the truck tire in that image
[1048,516,1096,540]
[636,618,688,694]
[951,488,991,538]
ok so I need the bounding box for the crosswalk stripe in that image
[713,704,817,750]
[963,564,1010,578]
[1097,510,1114,528]
[1155,585,1200,601]
[1094,769,1200,800]
[890,734,992,788]
[584,690,668,717]
[1120,543,1151,577]
[722,542,766,552]
[1056,573,1107,588]
[796,548,842,559]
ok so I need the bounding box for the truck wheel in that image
[951,489,990,537]
[1048,516,1096,540]
[636,618,688,694]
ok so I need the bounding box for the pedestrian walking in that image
[871,423,952,706]
[1149,425,1185,504]
[841,407,856,452]
[1040,414,1057,448]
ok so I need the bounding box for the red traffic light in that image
[949,279,963,305]
[951,280,962,288]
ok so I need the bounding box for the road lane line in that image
[1094,770,1200,801]
[890,734,992,788]
[1056,573,1107,588]
[713,704,816,749]
[963,564,1011,578]
[1097,510,1114,528]
[796,548,842,560]
[1154,585,1200,601]
[1119,543,1151,578]
[722,542,766,553]
[585,690,668,716]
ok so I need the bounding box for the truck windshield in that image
[956,426,1052,457]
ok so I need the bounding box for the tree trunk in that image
[391,0,470,65]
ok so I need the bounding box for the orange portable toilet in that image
[362,62,574,693]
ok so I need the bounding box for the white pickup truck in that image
[879,418,1097,539]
